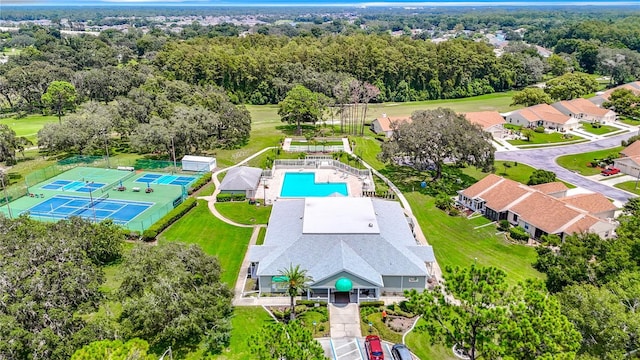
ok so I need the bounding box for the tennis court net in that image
[67,193,110,219]
[101,171,136,193]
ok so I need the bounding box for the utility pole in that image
[104,128,110,168]
[171,136,177,174]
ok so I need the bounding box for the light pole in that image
[104,128,110,169]
[170,136,177,174]
[1,174,12,219]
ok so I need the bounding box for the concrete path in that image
[496,130,640,203]
[232,224,266,306]
[329,304,362,338]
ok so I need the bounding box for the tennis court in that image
[26,194,154,225]
[135,173,197,187]
[41,180,106,193]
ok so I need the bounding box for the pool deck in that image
[259,169,367,204]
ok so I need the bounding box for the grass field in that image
[556,146,623,175]
[207,307,273,360]
[405,320,457,360]
[614,181,640,195]
[406,193,542,284]
[579,123,619,135]
[214,202,272,225]
[0,114,58,144]
[159,200,253,286]
[508,132,582,145]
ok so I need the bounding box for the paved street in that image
[495,130,640,203]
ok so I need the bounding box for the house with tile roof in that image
[590,81,640,106]
[219,166,263,198]
[614,141,640,178]
[505,103,580,131]
[457,174,617,240]
[551,98,616,124]
[248,197,435,303]
[370,114,412,137]
[464,111,507,139]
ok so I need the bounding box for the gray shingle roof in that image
[219,166,262,191]
[249,198,435,287]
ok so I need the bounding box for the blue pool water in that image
[280,172,348,197]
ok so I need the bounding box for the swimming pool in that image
[280,172,348,197]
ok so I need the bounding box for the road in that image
[495,130,640,203]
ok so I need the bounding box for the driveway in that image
[495,130,640,203]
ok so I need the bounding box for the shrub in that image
[216,193,232,202]
[448,208,461,217]
[534,126,545,133]
[591,122,602,128]
[509,226,530,241]
[498,220,510,231]
[296,300,328,306]
[187,172,212,195]
[360,301,385,308]
[232,193,246,201]
[142,198,197,241]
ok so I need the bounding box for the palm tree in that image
[278,264,313,321]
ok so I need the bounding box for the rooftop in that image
[464,111,506,130]
[303,197,379,234]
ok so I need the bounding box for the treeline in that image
[156,35,523,104]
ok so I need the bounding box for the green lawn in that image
[214,202,272,225]
[619,116,640,126]
[507,132,582,146]
[256,227,267,245]
[556,146,623,175]
[580,123,619,135]
[406,193,543,284]
[0,114,58,144]
[614,181,640,195]
[465,161,575,188]
[405,319,456,360]
[159,200,253,286]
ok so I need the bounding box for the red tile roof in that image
[373,115,412,132]
[559,98,612,117]
[559,193,617,215]
[516,104,572,124]
[530,182,568,195]
[621,141,640,158]
[464,111,506,130]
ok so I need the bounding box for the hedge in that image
[142,198,197,241]
[187,172,212,195]
[216,193,246,202]
[359,301,385,308]
[296,300,328,306]
[509,226,530,241]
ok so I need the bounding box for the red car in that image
[601,167,620,176]
[365,335,385,360]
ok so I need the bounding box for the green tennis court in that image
[0,166,203,231]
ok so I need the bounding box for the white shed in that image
[181,155,217,172]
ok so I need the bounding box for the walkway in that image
[329,304,362,338]
[495,130,640,203]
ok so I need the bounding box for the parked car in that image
[365,335,385,360]
[391,343,413,360]
[601,167,620,176]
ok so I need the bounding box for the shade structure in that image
[335,277,353,292]
[272,276,289,283]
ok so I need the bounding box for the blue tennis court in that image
[25,194,154,224]
[135,173,196,187]
[41,179,106,193]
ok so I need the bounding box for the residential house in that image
[590,81,640,106]
[551,98,616,124]
[464,111,507,139]
[370,114,412,137]
[248,197,435,303]
[505,103,580,131]
[218,166,263,198]
[614,141,640,178]
[457,174,617,240]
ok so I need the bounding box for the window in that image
[513,214,518,222]
[408,277,419,283]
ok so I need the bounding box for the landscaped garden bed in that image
[268,303,330,337]
[360,302,418,344]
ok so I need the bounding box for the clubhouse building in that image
[248,197,436,303]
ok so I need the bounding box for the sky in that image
[2,0,639,6]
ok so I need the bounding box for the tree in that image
[278,264,313,321]
[511,87,552,107]
[381,108,495,180]
[0,216,125,360]
[558,272,640,359]
[406,265,580,360]
[527,169,557,185]
[547,54,571,76]
[248,321,326,360]
[603,89,640,118]
[71,339,155,360]
[118,243,233,355]
[0,124,18,165]
[278,85,328,135]
[521,128,534,142]
[545,72,599,101]
[41,80,77,123]
[597,47,640,86]
[534,233,639,293]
